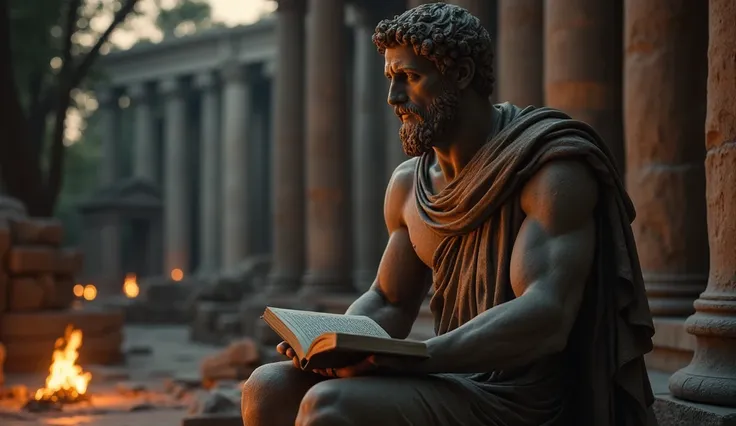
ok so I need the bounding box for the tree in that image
[155,0,216,39]
[0,0,139,216]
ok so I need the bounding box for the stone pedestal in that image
[301,0,354,297]
[195,72,222,273]
[544,0,625,170]
[497,0,543,107]
[351,5,388,292]
[624,0,709,318]
[160,78,191,274]
[265,0,307,294]
[220,64,253,269]
[668,0,736,407]
[129,83,158,183]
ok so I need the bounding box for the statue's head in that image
[372,3,494,157]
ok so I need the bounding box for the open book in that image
[262,307,429,370]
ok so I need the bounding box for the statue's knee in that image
[242,363,290,418]
[296,381,350,426]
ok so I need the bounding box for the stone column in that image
[220,63,252,269]
[160,77,191,274]
[195,71,221,273]
[95,88,120,186]
[301,0,353,296]
[624,0,709,318]
[128,83,157,183]
[669,0,736,407]
[497,0,543,106]
[266,0,306,294]
[352,5,388,292]
[544,0,625,171]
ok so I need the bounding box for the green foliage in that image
[156,0,213,39]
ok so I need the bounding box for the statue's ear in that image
[455,57,475,91]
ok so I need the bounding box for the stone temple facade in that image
[86,0,735,423]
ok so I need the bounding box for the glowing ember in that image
[123,273,139,298]
[33,325,92,404]
[170,268,184,281]
[82,284,97,301]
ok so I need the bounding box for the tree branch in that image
[69,0,139,89]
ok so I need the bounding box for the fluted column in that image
[220,63,252,269]
[669,0,736,407]
[352,5,388,292]
[301,0,353,296]
[96,88,120,186]
[545,0,625,171]
[497,0,543,106]
[128,82,157,183]
[195,71,221,273]
[624,0,708,318]
[160,77,191,274]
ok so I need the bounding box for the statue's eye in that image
[407,73,420,82]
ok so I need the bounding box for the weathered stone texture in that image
[669,0,736,407]
[8,276,45,310]
[9,218,64,246]
[624,0,709,316]
[6,246,58,274]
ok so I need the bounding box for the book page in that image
[269,308,390,349]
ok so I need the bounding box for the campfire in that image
[26,325,92,410]
[123,273,140,298]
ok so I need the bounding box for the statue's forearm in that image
[345,287,418,339]
[422,293,566,373]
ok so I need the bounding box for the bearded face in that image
[396,86,460,157]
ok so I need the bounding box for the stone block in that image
[654,394,736,426]
[0,309,124,341]
[9,218,64,246]
[8,276,45,310]
[55,248,84,275]
[0,196,27,218]
[0,220,10,260]
[0,271,7,313]
[49,275,75,309]
[6,246,58,274]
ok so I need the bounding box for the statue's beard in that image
[397,87,460,157]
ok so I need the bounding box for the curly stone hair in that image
[372,3,495,98]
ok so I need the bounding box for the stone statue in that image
[242,3,657,426]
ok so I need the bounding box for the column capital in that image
[194,71,219,90]
[128,82,153,104]
[277,0,306,14]
[220,62,253,84]
[158,77,186,97]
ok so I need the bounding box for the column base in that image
[654,394,736,426]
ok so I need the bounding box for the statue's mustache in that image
[394,104,423,119]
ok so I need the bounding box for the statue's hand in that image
[276,341,301,369]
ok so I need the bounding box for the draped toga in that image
[410,103,658,426]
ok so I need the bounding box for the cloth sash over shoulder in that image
[414,103,657,425]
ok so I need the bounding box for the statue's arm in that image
[420,160,598,373]
[345,160,432,339]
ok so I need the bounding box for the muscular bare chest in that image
[403,191,445,269]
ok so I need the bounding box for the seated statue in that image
[242,3,657,426]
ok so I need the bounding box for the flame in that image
[123,273,139,298]
[170,268,184,281]
[34,325,92,403]
[73,284,84,297]
[82,284,97,301]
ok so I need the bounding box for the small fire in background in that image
[170,268,184,282]
[73,284,97,301]
[123,273,140,298]
[27,325,92,410]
